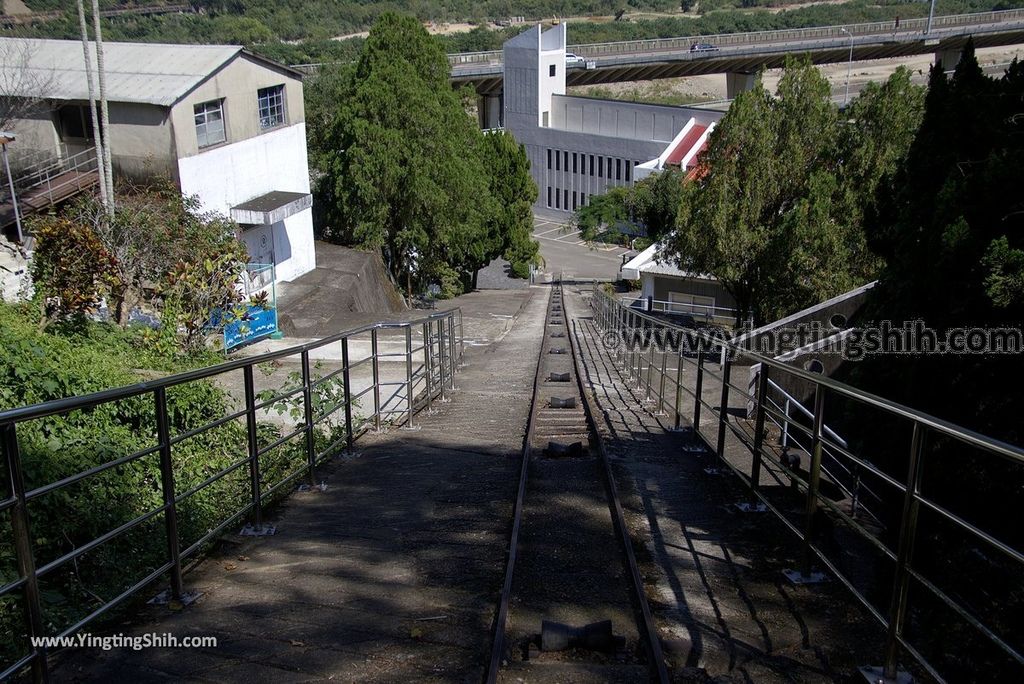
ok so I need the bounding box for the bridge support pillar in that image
[935,48,961,73]
[479,94,502,130]
[726,72,757,99]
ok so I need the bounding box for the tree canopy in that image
[844,43,1024,440]
[665,58,924,323]
[312,13,538,296]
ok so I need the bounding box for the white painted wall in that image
[537,23,566,127]
[177,122,315,283]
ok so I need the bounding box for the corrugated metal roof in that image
[0,38,247,106]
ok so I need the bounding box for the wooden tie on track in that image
[486,281,668,683]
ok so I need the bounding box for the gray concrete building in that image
[502,23,724,214]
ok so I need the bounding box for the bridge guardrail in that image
[446,9,1024,68]
[0,308,464,681]
[591,289,1024,681]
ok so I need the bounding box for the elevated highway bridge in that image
[449,9,1024,97]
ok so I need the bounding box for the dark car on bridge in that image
[690,42,719,53]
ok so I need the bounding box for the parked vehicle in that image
[690,42,719,53]
[565,52,586,66]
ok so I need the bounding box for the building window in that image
[257,85,286,130]
[582,192,587,205]
[549,64,556,77]
[542,111,549,127]
[547,149,552,170]
[194,99,226,148]
[572,153,578,174]
[555,187,560,209]
[589,155,595,176]
[555,150,560,171]
[563,151,568,172]
[547,186,552,208]
[57,104,95,140]
[625,161,632,183]
[616,158,622,181]
[597,156,603,178]
[563,189,568,210]
[572,191,577,211]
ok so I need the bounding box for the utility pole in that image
[90,0,114,215]
[840,27,853,107]
[927,0,937,35]
[1,133,23,243]
[75,0,108,211]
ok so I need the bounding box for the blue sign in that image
[223,304,279,350]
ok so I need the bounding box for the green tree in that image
[667,58,922,323]
[572,168,685,245]
[312,13,536,297]
[481,130,540,280]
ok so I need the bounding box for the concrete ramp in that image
[276,242,406,338]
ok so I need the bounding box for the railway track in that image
[486,280,668,683]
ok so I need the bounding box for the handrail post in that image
[448,315,457,390]
[751,365,770,491]
[4,423,48,684]
[341,337,354,451]
[644,341,654,398]
[716,354,732,458]
[243,365,263,528]
[300,351,316,481]
[404,326,415,428]
[693,350,704,432]
[800,385,827,575]
[371,329,381,432]
[422,321,434,412]
[457,309,465,366]
[438,318,448,402]
[656,347,667,413]
[673,347,684,430]
[882,422,927,679]
[154,388,183,601]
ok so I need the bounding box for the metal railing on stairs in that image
[1,147,100,209]
[0,308,464,682]
[590,289,1024,682]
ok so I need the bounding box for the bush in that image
[0,302,348,671]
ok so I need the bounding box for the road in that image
[532,215,631,281]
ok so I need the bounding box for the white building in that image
[0,38,315,283]
[501,23,722,214]
[620,242,738,326]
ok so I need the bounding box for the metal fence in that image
[590,289,1024,681]
[0,308,463,681]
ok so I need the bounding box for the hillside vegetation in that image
[9,0,1024,65]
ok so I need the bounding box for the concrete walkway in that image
[55,287,547,682]
[563,284,885,682]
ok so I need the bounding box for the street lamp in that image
[926,0,936,35]
[0,132,22,243]
[840,27,854,107]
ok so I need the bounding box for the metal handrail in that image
[0,307,464,682]
[590,289,1024,681]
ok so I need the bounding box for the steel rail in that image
[566,288,670,684]
[484,284,552,684]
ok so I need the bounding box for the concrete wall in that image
[170,54,305,160]
[107,102,177,181]
[551,95,705,142]
[177,121,315,283]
